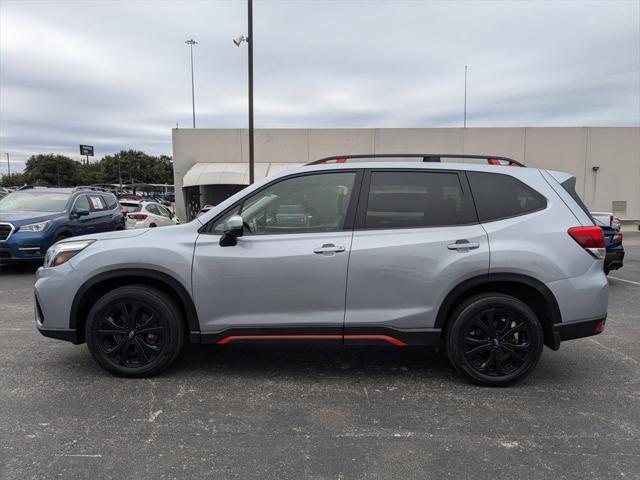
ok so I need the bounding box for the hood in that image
[0,211,58,225]
[60,229,151,244]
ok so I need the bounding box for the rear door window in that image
[363,171,477,228]
[467,171,546,222]
[88,195,106,211]
[146,204,160,215]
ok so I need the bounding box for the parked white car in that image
[590,212,621,231]
[119,200,178,229]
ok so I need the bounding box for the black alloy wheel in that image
[97,301,165,368]
[446,293,543,387]
[86,286,184,377]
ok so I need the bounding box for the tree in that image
[23,154,81,187]
[99,150,173,185]
[1,172,27,188]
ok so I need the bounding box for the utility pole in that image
[185,39,198,128]
[463,65,468,128]
[233,0,255,184]
[247,0,254,184]
[4,153,9,177]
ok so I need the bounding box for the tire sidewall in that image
[86,286,184,377]
[446,294,544,387]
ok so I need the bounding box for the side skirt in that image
[191,326,441,347]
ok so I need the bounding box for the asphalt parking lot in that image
[1,234,639,479]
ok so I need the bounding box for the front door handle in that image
[447,240,480,250]
[313,244,346,254]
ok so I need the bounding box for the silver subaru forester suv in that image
[34,154,608,386]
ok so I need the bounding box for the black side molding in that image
[37,327,81,344]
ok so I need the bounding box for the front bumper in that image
[0,231,49,261]
[37,326,81,343]
[550,316,606,350]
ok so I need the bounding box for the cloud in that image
[1,0,638,172]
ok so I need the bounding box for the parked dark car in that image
[599,222,624,275]
[0,186,125,262]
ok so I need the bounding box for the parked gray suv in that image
[34,154,608,386]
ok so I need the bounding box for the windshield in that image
[0,191,71,213]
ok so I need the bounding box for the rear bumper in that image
[604,251,624,272]
[551,316,606,349]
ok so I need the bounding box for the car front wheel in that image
[86,285,184,377]
[445,293,543,387]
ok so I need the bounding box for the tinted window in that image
[102,194,118,210]
[120,202,141,213]
[88,195,106,211]
[364,171,476,228]
[218,172,357,235]
[560,177,595,224]
[467,171,546,222]
[157,205,171,217]
[146,204,160,215]
[74,195,90,211]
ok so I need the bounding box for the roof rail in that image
[72,186,108,192]
[305,153,525,167]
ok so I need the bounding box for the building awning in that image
[182,162,304,187]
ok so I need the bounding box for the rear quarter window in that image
[467,171,547,222]
[102,194,118,210]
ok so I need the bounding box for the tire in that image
[445,293,544,387]
[149,223,157,228]
[53,232,70,243]
[86,285,184,377]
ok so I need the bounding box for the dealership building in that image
[172,127,639,222]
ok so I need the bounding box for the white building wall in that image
[172,127,640,221]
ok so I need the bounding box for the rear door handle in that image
[447,240,480,250]
[313,244,346,254]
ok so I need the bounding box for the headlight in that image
[44,240,95,268]
[19,220,52,232]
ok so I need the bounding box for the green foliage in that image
[23,154,81,187]
[8,151,174,188]
[100,150,174,185]
[0,172,28,187]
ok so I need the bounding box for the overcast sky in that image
[1,0,639,173]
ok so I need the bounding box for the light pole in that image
[463,65,468,128]
[3,153,10,178]
[233,0,255,184]
[185,38,198,128]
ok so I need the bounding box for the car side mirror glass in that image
[219,215,244,247]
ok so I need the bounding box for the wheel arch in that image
[435,273,562,350]
[70,268,199,343]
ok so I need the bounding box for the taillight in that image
[568,226,605,259]
[128,213,148,221]
[121,209,129,217]
[612,233,623,244]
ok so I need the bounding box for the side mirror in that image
[72,208,90,218]
[219,215,244,247]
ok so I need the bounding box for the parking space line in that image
[609,276,640,286]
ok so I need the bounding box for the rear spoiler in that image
[305,154,525,167]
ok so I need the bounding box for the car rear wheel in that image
[86,285,184,377]
[445,293,543,387]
